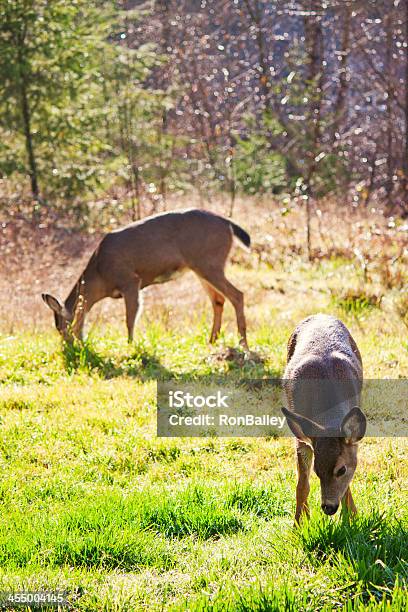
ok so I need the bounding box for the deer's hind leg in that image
[196,268,248,350]
[199,279,225,343]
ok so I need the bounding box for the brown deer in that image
[282,314,366,523]
[42,209,250,348]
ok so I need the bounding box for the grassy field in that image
[0,201,407,610]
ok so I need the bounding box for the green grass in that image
[0,257,407,610]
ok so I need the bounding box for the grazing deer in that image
[282,314,366,523]
[42,209,250,348]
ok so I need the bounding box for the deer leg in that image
[198,270,248,349]
[341,486,357,516]
[295,443,313,525]
[71,306,86,341]
[122,276,142,343]
[200,279,225,343]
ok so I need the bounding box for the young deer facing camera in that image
[42,209,250,348]
[282,314,366,523]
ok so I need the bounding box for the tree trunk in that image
[228,146,236,218]
[385,10,394,207]
[18,52,39,201]
[243,0,271,114]
[303,0,324,260]
[331,3,351,144]
[157,0,171,209]
[403,0,408,212]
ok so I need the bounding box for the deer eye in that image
[336,465,347,477]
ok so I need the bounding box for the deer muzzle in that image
[321,502,339,516]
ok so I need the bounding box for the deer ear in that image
[282,407,323,445]
[340,407,366,444]
[42,293,63,315]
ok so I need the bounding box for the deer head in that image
[282,406,366,515]
[41,293,74,341]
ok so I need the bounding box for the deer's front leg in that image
[341,486,357,516]
[122,275,142,343]
[295,442,313,525]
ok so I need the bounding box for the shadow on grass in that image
[62,339,280,382]
[62,340,174,381]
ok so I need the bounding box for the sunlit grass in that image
[0,256,406,609]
